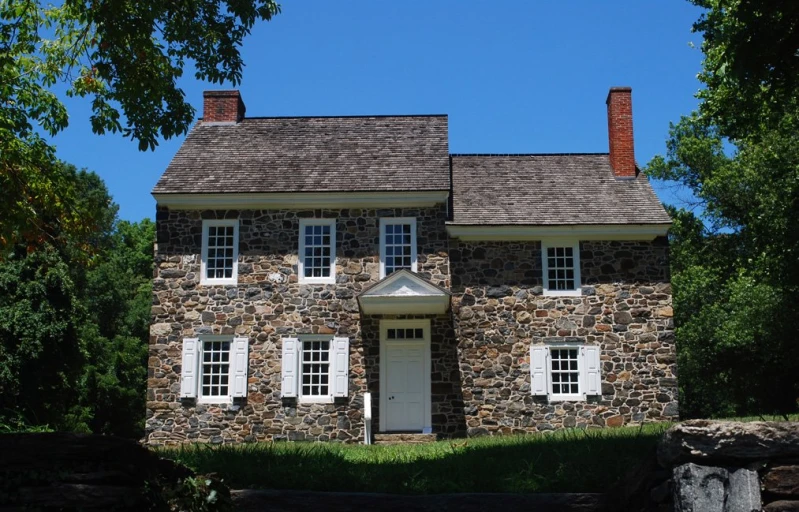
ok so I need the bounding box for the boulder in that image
[764,501,799,512]
[658,420,799,467]
[763,465,799,497]
[672,463,760,512]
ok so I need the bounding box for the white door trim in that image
[379,319,431,432]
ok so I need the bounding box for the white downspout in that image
[364,392,372,445]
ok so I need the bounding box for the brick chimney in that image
[606,87,636,178]
[203,90,246,123]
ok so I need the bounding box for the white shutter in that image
[583,345,601,396]
[281,337,299,398]
[180,338,200,398]
[332,337,350,398]
[530,345,549,396]
[231,337,249,398]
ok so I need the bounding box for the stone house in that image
[146,87,676,445]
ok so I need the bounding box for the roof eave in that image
[445,223,671,241]
[152,190,450,209]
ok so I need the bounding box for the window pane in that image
[200,340,231,398]
[302,222,334,280]
[383,221,415,274]
[549,347,580,396]
[546,245,576,291]
[205,223,236,281]
[301,340,331,398]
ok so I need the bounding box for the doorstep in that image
[373,432,438,445]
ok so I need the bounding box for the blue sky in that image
[49,1,705,222]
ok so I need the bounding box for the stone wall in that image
[147,206,450,445]
[450,238,677,436]
[147,205,675,445]
[619,420,799,511]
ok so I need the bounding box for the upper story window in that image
[379,218,417,278]
[201,219,239,285]
[298,219,336,284]
[541,240,581,296]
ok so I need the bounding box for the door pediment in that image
[357,270,450,315]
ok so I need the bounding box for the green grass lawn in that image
[157,415,799,494]
[158,423,672,494]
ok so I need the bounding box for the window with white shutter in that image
[530,345,549,396]
[281,335,350,403]
[531,343,602,401]
[281,338,299,398]
[582,345,601,396]
[332,337,350,398]
[231,337,249,398]
[180,338,200,398]
[180,336,249,403]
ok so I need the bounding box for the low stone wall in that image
[619,420,799,511]
[0,433,231,511]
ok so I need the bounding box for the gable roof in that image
[152,115,450,194]
[449,154,671,226]
[357,269,450,315]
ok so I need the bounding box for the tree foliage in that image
[0,166,154,436]
[0,0,279,251]
[647,1,799,417]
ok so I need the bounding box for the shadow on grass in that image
[157,424,670,494]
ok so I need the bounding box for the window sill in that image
[299,396,335,404]
[200,278,238,286]
[379,267,418,280]
[298,278,336,285]
[548,394,586,402]
[196,397,234,405]
[542,289,582,297]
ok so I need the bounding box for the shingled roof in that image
[152,115,450,194]
[449,154,671,225]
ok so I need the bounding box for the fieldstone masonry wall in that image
[147,205,675,445]
[451,238,676,436]
[147,206,449,444]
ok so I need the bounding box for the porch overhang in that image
[357,269,450,316]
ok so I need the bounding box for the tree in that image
[0,164,154,437]
[691,0,799,140]
[1,0,279,251]
[647,1,799,417]
[0,164,115,429]
[79,219,154,438]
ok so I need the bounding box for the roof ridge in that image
[197,114,449,121]
[450,152,609,157]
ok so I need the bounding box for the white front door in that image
[380,320,431,432]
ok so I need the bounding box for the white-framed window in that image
[180,336,249,403]
[550,347,581,399]
[379,217,417,278]
[281,335,349,403]
[298,219,336,284]
[541,240,581,296]
[530,344,601,401]
[200,339,232,401]
[200,219,239,286]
